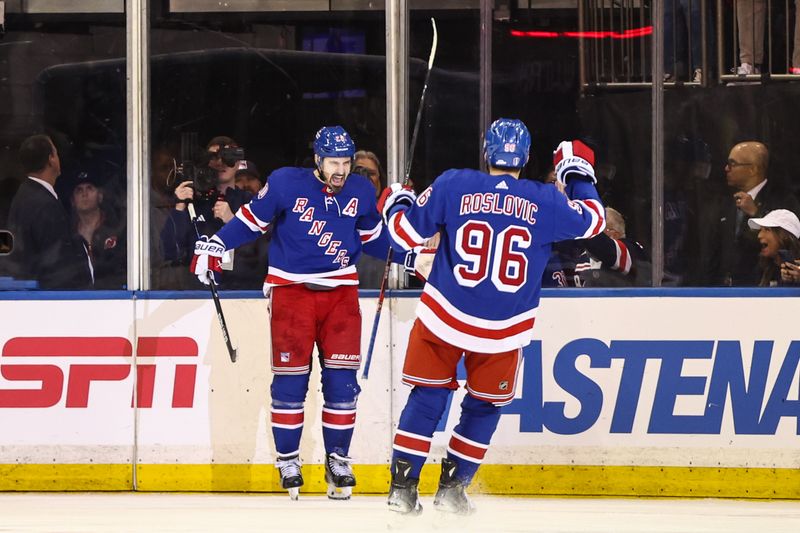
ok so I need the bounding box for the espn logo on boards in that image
[0,337,198,409]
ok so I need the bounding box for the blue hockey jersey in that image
[387,169,605,353]
[215,167,385,287]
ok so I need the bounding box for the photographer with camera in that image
[160,136,258,289]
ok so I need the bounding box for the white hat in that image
[748,209,800,239]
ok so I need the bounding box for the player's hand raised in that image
[553,140,597,186]
[380,183,416,225]
[191,235,226,285]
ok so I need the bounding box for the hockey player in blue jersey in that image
[381,119,606,515]
[191,126,408,501]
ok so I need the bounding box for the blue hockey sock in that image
[270,374,310,457]
[392,386,451,479]
[446,394,501,485]
[320,368,361,456]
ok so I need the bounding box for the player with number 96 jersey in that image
[383,119,605,517]
[388,167,604,355]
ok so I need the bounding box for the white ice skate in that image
[276,454,303,501]
[325,452,356,500]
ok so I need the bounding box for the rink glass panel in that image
[148,3,388,290]
[0,5,127,290]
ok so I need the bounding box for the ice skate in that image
[433,458,475,515]
[387,458,422,515]
[325,452,356,500]
[276,454,303,500]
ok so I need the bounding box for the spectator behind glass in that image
[149,143,179,289]
[234,160,265,196]
[582,207,651,287]
[233,159,270,283]
[353,150,385,200]
[735,0,765,75]
[159,135,257,289]
[6,135,92,289]
[69,170,126,289]
[664,0,710,83]
[697,141,800,286]
[664,135,713,286]
[353,150,388,289]
[746,209,800,286]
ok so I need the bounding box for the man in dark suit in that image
[698,141,800,286]
[7,135,92,289]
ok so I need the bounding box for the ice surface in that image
[0,493,798,533]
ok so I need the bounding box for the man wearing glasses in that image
[698,141,800,286]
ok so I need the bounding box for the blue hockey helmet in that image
[483,118,531,169]
[313,126,356,159]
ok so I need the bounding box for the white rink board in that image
[0,295,798,468]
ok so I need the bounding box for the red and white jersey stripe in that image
[271,362,311,375]
[321,407,357,430]
[271,407,304,430]
[392,429,432,458]
[611,238,632,274]
[572,198,605,239]
[358,220,382,243]
[574,259,593,273]
[387,212,425,251]
[235,204,271,234]
[264,265,359,288]
[447,431,489,464]
[325,358,361,370]
[416,284,537,354]
[401,372,454,388]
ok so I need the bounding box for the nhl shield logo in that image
[499,380,509,391]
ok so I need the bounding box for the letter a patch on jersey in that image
[342,198,359,217]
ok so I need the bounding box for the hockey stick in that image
[362,17,438,380]
[188,202,238,363]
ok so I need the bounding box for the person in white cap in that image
[698,141,800,286]
[747,209,800,286]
